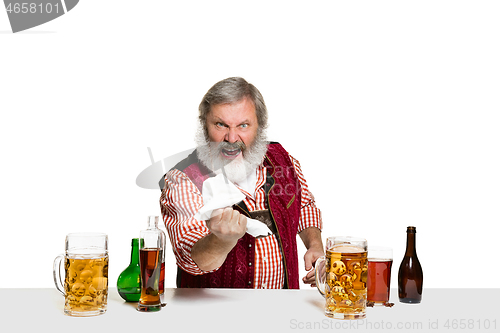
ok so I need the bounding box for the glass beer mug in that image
[315,236,368,320]
[53,233,109,316]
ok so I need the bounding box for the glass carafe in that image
[145,216,166,298]
[137,218,164,312]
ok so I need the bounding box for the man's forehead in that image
[211,96,255,109]
[208,98,257,120]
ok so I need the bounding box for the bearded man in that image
[160,77,324,289]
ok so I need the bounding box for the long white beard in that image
[195,127,268,184]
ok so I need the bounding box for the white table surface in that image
[0,288,498,332]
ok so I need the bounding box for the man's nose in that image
[225,127,240,143]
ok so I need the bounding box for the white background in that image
[1,1,499,290]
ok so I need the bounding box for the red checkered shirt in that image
[160,153,322,289]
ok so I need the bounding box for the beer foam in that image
[331,245,365,253]
[367,258,393,262]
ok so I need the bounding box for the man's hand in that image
[191,207,247,272]
[302,245,324,287]
[207,207,247,244]
[299,227,324,287]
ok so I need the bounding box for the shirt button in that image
[248,262,252,266]
[248,244,252,248]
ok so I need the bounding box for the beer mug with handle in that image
[53,233,109,316]
[315,236,368,320]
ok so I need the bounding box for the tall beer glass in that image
[53,233,108,316]
[367,246,393,306]
[315,236,368,319]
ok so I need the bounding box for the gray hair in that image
[198,77,268,132]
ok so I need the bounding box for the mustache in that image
[217,141,246,151]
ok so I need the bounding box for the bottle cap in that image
[407,226,417,233]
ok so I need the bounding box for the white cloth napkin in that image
[194,174,273,238]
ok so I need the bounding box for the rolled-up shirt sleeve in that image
[160,169,214,275]
[289,155,323,233]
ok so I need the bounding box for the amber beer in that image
[138,248,162,309]
[367,259,393,304]
[325,245,368,319]
[367,246,393,305]
[64,256,109,314]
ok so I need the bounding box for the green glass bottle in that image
[117,238,142,302]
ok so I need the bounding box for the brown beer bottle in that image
[398,226,423,303]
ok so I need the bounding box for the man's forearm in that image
[191,207,247,272]
[190,233,237,272]
[299,227,323,251]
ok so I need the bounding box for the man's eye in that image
[240,124,248,128]
[216,122,225,128]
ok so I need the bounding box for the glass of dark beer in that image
[367,246,393,306]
